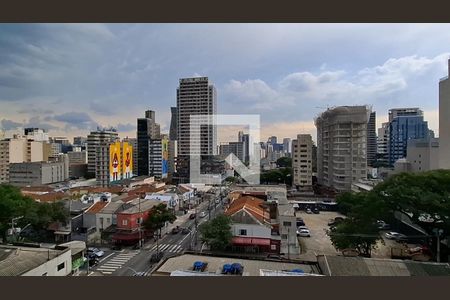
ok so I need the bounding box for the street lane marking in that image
[99,252,115,263]
[168,245,178,251]
[101,271,113,275]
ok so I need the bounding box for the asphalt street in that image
[87,194,224,276]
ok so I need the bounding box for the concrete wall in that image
[439,61,450,169]
[231,223,271,239]
[22,249,72,276]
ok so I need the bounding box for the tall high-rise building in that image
[73,136,87,147]
[439,59,450,169]
[387,108,429,166]
[377,122,389,166]
[96,141,134,187]
[268,136,277,145]
[176,77,217,181]
[86,128,119,177]
[219,142,244,162]
[137,110,160,176]
[283,138,292,157]
[315,106,370,192]
[238,131,250,163]
[367,112,377,167]
[169,107,178,141]
[292,134,313,189]
[149,134,169,179]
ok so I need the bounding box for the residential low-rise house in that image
[112,199,160,245]
[145,193,179,211]
[0,244,72,276]
[225,195,280,254]
[56,241,87,276]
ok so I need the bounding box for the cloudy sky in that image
[0,24,449,143]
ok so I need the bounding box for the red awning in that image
[112,231,140,241]
[232,237,271,246]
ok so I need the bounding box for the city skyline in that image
[0,24,449,142]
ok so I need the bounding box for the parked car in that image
[298,226,309,231]
[306,208,312,214]
[87,247,104,258]
[189,213,196,219]
[313,208,320,214]
[385,231,408,242]
[267,254,284,260]
[181,227,190,234]
[87,255,99,266]
[297,229,311,237]
[171,226,180,234]
[199,211,207,218]
[296,219,305,227]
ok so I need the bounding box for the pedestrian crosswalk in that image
[96,251,139,275]
[148,243,183,253]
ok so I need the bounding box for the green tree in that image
[224,176,238,184]
[330,170,450,259]
[143,203,177,236]
[198,214,232,250]
[276,157,292,168]
[0,184,69,243]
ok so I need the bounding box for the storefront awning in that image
[232,237,271,246]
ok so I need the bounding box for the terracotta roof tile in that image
[85,202,108,214]
[27,192,67,202]
[225,195,270,223]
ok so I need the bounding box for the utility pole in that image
[287,227,291,260]
[138,195,142,249]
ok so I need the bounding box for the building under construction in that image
[314,106,371,192]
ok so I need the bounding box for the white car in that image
[297,229,311,237]
[298,226,309,231]
[87,247,104,258]
[385,231,407,241]
[199,211,207,218]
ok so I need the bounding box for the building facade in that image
[367,111,377,167]
[377,122,389,166]
[9,158,69,187]
[388,108,429,166]
[123,137,138,176]
[95,141,133,187]
[86,128,119,178]
[292,134,313,189]
[176,77,217,181]
[439,59,450,169]
[219,142,244,162]
[315,106,370,192]
[148,135,169,179]
[137,110,160,176]
[406,137,440,172]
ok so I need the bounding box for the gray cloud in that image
[116,123,136,132]
[52,112,98,130]
[1,119,22,130]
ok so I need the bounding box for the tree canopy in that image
[329,170,450,258]
[276,157,292,168]
[260,167,292,185]
[0,184,68,243]
[143,203,176,234]
[198,214,232,250]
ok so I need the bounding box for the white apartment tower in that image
[315,106,370,192]
[439,59,450,169]
[292,134,313,189]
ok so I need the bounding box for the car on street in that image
[87,247,104,258]
[306,208,312,214]
[313,208,320,214]
[181,227,190,234]
[385,231,408,241]
[189,213,196,219]
[297,229,311,237]
[296,219,305,227]
[298,226,309,231]
[171,226,180,234]
[215,199,220,204]
[199,211,207,218]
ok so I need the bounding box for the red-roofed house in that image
[225,196,280,254]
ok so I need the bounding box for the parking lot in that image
[296,210,393,259]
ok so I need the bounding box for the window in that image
[281,234,288,240]
[239,229,247,236]
[271,244,276,250]
[283,221,291,226]
[57,262,65,271]
[122,219,128,226]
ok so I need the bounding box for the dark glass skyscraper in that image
[388,108,429,166]
[137,110,160,176]
[367,112,377,167]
